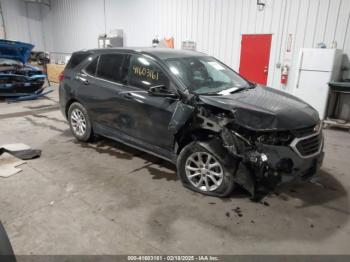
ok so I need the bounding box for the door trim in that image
[94,122,177,163]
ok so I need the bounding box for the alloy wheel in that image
[185,152,224,192]
[70,108,87,136]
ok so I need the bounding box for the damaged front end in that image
[0,40,50,100]
[172,93,324,199]
[0,64,48,99]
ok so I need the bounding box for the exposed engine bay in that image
[0,61,46,95]
[0,40,50,100]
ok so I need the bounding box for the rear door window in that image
[96,53,129,84]
[128,55,170,90]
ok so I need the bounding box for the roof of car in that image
[81,47,207,60]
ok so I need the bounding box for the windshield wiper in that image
[229,83,256,93]
[228,87,248,94]
[198,84,255,96]
[199,91,221,96]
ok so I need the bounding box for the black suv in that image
[59,48,324,198]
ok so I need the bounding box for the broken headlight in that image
[257,131,293,146]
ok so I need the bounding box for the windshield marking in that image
[218,87,239,95]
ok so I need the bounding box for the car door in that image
[122,54,179,150]
[76,53,132,131]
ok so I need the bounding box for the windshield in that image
[165,56,251,95]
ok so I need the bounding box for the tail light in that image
[58,71,64,82]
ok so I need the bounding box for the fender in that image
[168,101,194,133]
[197,138,256,197]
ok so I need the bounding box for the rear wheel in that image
[177,142,237,197]
[68,102,93,142]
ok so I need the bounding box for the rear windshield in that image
[66,52,91,69]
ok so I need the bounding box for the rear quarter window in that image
[85,56,98,75]
[66,52,91,70]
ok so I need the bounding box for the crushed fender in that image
[168,101,194,133]
[167,91,321,199]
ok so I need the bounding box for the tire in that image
[68,102,93,142]
[177,141,237,197]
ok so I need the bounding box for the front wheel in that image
[68,102,93,142]
[177,142,237,197]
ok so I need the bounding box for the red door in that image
[239,34,272,85]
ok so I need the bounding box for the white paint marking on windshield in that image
[218,87,239,95]
[208,61,225,70]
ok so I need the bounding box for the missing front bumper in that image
[234,143,324,198]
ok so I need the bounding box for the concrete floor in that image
[0,85,349,255]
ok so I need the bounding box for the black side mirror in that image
[148,85,178,98]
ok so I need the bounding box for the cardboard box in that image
[47,64,65,83]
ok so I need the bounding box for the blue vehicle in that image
[0,39,48,99]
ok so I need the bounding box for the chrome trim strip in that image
[81,69,128,87]
[289,125,323,159]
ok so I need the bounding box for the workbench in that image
[324,81,350,132]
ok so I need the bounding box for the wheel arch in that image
[175,128,219,155]
[65,98,82,118]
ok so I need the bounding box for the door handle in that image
[79,78,89,85]
[263,66,268,74]
[74,75,89,85]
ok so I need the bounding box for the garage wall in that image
[42,0,350,92]
[0,0,45,50]
[1,0,349,92]
[110,0,350,92]
[42,0,105,54]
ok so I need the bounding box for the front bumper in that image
[257,142,324,183]
[258,126,324,183]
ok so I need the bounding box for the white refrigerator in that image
[293,48,343,120]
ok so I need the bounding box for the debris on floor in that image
[232,207,243,217]
[0,143,41,160]
[0,143,41,178]
[0,143,30,151]
[0,152,25,178]
[262,201,270,207]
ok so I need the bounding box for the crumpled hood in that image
[0,39,34,64]
[199,85,319,131]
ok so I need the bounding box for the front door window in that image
[128,55,170,91]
